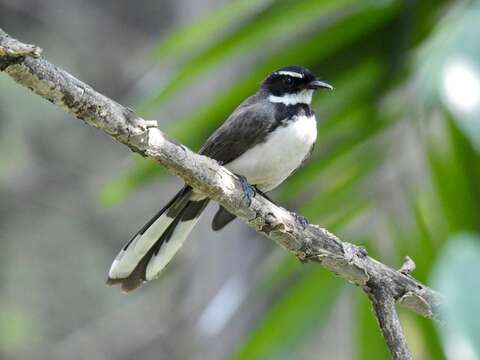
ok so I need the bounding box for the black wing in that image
[200,94,275,165]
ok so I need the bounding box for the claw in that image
[291,211,309,228]
[238,175,255,206]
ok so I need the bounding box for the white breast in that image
[225,115,317,191]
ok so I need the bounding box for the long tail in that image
[107,186,208,292]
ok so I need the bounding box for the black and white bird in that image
[107,65,332,291]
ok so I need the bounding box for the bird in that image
[107,65,332,292]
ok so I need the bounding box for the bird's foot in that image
[290,211,309,228]
[238,175,256,206]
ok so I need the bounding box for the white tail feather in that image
[145,218,200,280]
[108,213,175,279]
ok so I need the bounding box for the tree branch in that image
[0,30,42,59]
[0,28,443,358]
[368,281,413,359]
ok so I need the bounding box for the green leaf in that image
[431,233,480,359]
[387,193,440,283]
[232,268,343,360]
[143,0,359,111]
[416,317,447,360]
[141,0,400,113]
[295,154,376,230]
[427,114,480,232]
[152,0,276,61]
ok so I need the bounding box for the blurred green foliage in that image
[432,233,480,359]
[0,305,31,351]
[234,268,342,360]
[101,0,480,358]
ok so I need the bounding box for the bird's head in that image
[261,65,332,105]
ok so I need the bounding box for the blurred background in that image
[1,0,479,359]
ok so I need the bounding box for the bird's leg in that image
[236,176,307,227]
[237,175,256,206]
[254,188,307,227]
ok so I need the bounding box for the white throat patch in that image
[268,89,313,105]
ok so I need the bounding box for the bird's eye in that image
[283,77,293,86]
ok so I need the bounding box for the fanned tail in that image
[107,186,208,292]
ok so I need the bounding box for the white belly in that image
[225,115,317,191]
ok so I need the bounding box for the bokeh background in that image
[1,0,480,359]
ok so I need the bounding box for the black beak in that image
[307,79,333,90]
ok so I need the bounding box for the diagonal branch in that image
[368,280,413,359]
[0,28,443,357]
[370,288,413,359]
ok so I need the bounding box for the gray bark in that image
[369,283,413,360]
[0,27,444,359]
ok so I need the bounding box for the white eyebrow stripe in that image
[276,71,304,78]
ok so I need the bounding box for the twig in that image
[0,27,444,357]
[368,283,413,360]
[0,29,42,59]
[399,256,416,275]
